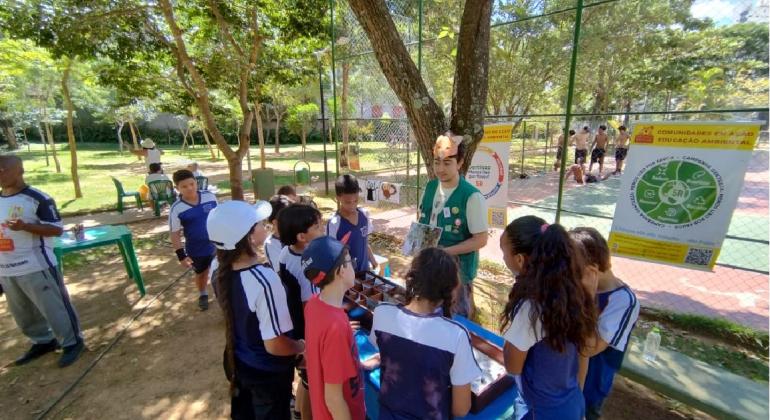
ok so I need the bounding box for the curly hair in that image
[214,224,257,394]
[499,217,597,353]
[404,247,459,317]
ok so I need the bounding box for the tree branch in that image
[208,0,246,58]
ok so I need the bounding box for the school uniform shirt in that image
[263,235,284,273]
[369,303,481,419]
[503,300,584,419]
[227,263,296,372]
[304,295,366,420]
[326,208,373,273]
[168,191,217,257]
[584,285,640,407]
[0,186,62,276]
[278,246,319,340]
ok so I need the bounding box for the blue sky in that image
[690,0,768,25]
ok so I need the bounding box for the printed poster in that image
[467,123,513,229]
[360,179,401,204]
[608,121,760,271]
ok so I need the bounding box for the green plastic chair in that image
[111,177,143,214]
[195,176,209,191]
[148,180,176,217]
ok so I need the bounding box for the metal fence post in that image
[544,121,549,172]
[555,0,584,224]
[520,121,526,175]
[330,0,340,178]
[415,0,424,203]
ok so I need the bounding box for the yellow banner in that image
[631,123,758,151]
[481,124,514,143]
[608,231,720,269]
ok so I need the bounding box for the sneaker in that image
[58,339,85,368]
[14,339,59,366]
[198,295,209,311]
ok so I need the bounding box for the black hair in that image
[214,224,257,395]
[335,174,361,196]
[172,169,195,185]
[500,216,597,353]
[599,125,607,130]
[305,247,350,290]
[268,195,292,223]
[149,163,162,174]
[277,185,296,197]
[570,227,611,272]
[619,125,627,131]
[404,247,459,317]
[569,129,576,135]
[277,204,321,246]
[583,126,590,130]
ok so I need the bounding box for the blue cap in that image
[301,236,346,285]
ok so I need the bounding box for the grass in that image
[7,142,398,216]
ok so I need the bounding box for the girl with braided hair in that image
[207,200,305,420]
[499,215,598,419]
[368,247,481,419]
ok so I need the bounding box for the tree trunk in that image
[301,126,307,158]
[253,101,266,169]
[128,120,139,149]
[61,59,82,198]
[340,62,350,168]
[0,118,19,150]
[226,156,244,200]
[37,121,49,166]
[449,0,493,173]
[273,109,282,154]
[347,0,492,176]
[200,124,216,160]
[117,121,125,153]
[44,122,61,173]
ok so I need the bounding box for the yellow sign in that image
[481,124,514,143]
[608,232,720,269]
[632,123,758,151]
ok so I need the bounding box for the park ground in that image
[0,142,767,419]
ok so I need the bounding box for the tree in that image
[286,102,319,157]
[347,0,493,175]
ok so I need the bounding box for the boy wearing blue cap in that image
[302,236,379,420]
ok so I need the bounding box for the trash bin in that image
[252,168,275,201]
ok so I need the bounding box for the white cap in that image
[207,200,272,250]
[141,138,156,148]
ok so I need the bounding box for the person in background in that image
[145,163,170,185]
[264,194,291,272]
[553,130,576,171]
[207,200,305,420]
[327,174,377,276]
[169,169,217,311]
[277,203,325,420]
[613,126,630,175]
[0,155,85,368]
[277,185,299,203]
[589,125,609,175]
[369,247,480,419]
[187,161,204,178]
[572,126,590,166]
[302,236,378,420]
[499,215,597,419]
[131,138,164,169]
[570,227,639,420]
[418,131,488,317]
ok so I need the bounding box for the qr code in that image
[685,247,713,266]
[490,209,506,228]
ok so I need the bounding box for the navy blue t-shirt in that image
[326,208,373,273]
[169,191,217,257]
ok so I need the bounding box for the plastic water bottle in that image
[643,327,661,362]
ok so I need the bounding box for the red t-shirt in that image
[304,295,366,420]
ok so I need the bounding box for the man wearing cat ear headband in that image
[417,131,488,317]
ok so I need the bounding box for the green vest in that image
[419,177,480,284]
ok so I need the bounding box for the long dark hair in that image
[404,247,459,317]
[214,224,257,393]
[499,216,597,353]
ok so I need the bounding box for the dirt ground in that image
[0,218,712,419]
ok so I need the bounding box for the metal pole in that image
[330,0,340,178]
[319,61,330,195]
[520,121,526,175]
[544,121,549,171]
[555,0,584,224]
[416,0,424,198]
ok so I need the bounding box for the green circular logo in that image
[634,160,719,225]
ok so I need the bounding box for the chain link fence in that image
[329,0,769,329]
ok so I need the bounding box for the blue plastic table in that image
[355,313,520,419]
[53,225,146,296]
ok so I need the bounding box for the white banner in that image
[467,124,513,229]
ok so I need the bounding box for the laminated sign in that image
[608,121,760,270]
[468,124,513,229]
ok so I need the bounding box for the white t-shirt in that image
[0,187,63,276]
[146,148,162,165]
[503,300,544,351]
[423,183,487,234]
[263,235,284,273]
[145,173,170,185]
[597,286,640,350]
